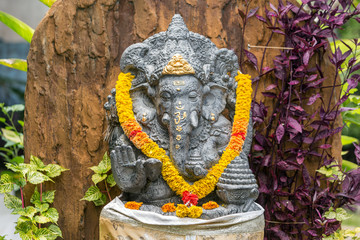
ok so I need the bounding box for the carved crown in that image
[120,14,239,88]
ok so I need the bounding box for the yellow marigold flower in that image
[202,201,219,210]
[176,204,189,218]
[188,206,203,218]
[161,203,176,213]
[124,201,143,210]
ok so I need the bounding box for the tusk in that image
[190,111,198,128]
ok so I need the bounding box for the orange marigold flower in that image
[121,120,142,136]
[202,201,219,210]
[161,203,176,213]
[226,136,244,152]
[124,201,143,210]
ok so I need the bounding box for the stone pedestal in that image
[99,198,264,240]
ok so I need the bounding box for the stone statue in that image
[104,14,260,219]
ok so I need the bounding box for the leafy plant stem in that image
[20,186,24,209]
[40,183,43,202]
[104,180,112,201]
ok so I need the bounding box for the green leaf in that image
[343,113,360,126]
[92,173,107,185]
[0,11,34,43]
[15,221,33,240]
[324,210,337,220]
[10,156,25,164]
[17,216,31,224]
[18,120,24,127]
[13,176,26,188]
[0,59,27,72]
[1,128,23,145]
[4,193,22,210]
[317,166,334,178]
[5,163,29,176]
[107,174,116,187]
[35,202,49,213]
[0,174,14,193]
[19,230,33,240]
[42,190,55,204]
[4,104,25,112]
[38,0,57,7]
[342,160,358,172]
[81,185,102,202]
[91,152,112,174]
[335,208,352,221]
[89,166,101,174]
[48,224,62,239]
[348,95,360,105]
[17,206,38,219]
[43,164,68,178]
[42,208,59,223]
[93,193,107,206]
[27,171,53,184]
[34,227,58,240]
[30,187,40,204]
[0,117,5,123]
[0,147,13,156]
[341,135,359,146]
[34,215,52,224]
[98,152,111,173]
[30,155,45,169]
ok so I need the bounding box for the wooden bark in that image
[25,0,342,239]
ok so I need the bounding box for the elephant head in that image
[151,73,227,180]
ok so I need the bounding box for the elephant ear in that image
[209,48,240,122]
[210,48,239,78]
[202,83,227,122]
[130,83,156,126]
[130,84,169,148]
[120,43,155,85]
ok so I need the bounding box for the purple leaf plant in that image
[240,0,360,239]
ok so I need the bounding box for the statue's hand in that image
[144,158,162,181]
[110,145,147,193]
[104,88,118,124]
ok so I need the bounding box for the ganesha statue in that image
[104,14,261,220]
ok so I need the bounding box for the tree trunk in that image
[25,0,341,239]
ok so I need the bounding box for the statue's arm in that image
[105,89,162,194]
[110,144,147,193]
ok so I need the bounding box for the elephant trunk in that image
[162,108,207,180]
[161,109,199,178]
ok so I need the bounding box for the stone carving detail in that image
[104,14,259,218]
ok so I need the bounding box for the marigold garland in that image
[115,72,252,200]
[202,201,219,210]
[124,201,143,210]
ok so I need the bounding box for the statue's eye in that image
[160,91,171,101]
[189,91,198,100]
